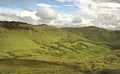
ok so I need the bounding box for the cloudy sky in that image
[0,0,120,30]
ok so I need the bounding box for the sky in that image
[0,0,120,30]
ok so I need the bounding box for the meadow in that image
[0,21,119,74]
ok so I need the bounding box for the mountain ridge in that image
[62,26,120,49]
[0,21,119,31]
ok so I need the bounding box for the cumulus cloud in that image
[0,7,37,24]
[72,17,82,23]
[116,23,120,30]
[0,5,62,26]
[93,0,120,3]
[57,0,120,30]
[50,13,74,27]
[0,0,36,3]
[37,3,51,7]
[0,0,120,30]
[0,13,37,24]
[36,6,58,20]
[0,6,73,27]
[20,10,38,20]
[37,3,61,8]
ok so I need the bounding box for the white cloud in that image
[57,0,120,29]
[72,17,82,23]
[37,3,51,7]
[20,10,38,20]
[93,0,120,3]
[50,13,74,27]
[116,23,120,30]
[57,13,73,21]
[63,4,74,7]
[0,7,37,24]
[37,3,61,8]
[36,6,58,20]
[0,13,37,24]
[0,0,120,30]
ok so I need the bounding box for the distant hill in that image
[0,21,119,74]
[62,26,120,49]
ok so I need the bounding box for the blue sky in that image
[0,0,120,30]
[0,0,77,14]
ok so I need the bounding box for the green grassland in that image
[0,21,120,74]
[62,26,120,49]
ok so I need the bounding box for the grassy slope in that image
[0,21,120,74]
[62,26,120,49]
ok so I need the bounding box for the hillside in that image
[62,26,120,49]
[0,21,120,74]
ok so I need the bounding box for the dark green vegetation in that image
[62,26,120,49]
[0,21,120,74]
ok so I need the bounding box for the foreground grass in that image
[0,59,119,74]
[0,59,83,74]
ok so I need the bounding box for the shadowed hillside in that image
[0,21,33,30]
